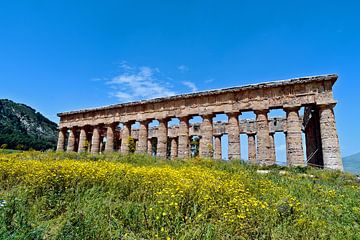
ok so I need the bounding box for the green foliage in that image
[0,144,7,149]
[127,136,136,153]
[0,151,359,239]
[0,99,58,151]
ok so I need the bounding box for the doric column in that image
[255,109,273,165]
[120,122,131,154]
[178,116,190,158]
[214,135,222,160]
[227,112,241,160]
[157,118,168,158]
[105,123,116,153]
[247,133,256,164]
[285,106,304,166]
[199,114,213,158]
[136,120,149,154]
[66,127,76,152]
[318,103,343,170]
[56,128,66,151]
[78,127,87,153]
[170,137,178,159]
[147,138,153,155]
[269,133,276,163]
[91,126,101,154]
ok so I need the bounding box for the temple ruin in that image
[56,74,343,170]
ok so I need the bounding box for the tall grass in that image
[0,151,359,239]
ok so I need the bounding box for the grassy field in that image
[0,151,359,239]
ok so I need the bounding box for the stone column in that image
[66,127,76,152]
[269,133,276,163]
[318,103,343,170]
[91,126,101,154]
[170,137,178,159]
[105,123,116,153]
[78,127,87,153]
[56,128,66,151]
[247,133,256,164]
[120,122,131,154]
[157,118,168,158]
[199,114,213,158]
[255,110,272,165]
[227,112,241,160]
[178,116,190,158]
[285,106,304,166]
[214,135,222,160]
[136,120,149,154]
[147,139,153,155]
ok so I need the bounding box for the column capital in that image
[254,109,269,115]
[177,115,190,121]
[317,101,337,110]
[283,105,301,112]
[200,113,214,119]
[226,112,241,117]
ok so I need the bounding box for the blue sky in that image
[0,1,359,159]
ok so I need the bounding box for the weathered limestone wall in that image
[56,74,343,170]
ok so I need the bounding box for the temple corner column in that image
[318,103,343,170]
[56,127,67,151]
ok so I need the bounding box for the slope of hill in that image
[343,152,360,174]
[0,99,58,150]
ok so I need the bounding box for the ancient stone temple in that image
[56,74,343,170]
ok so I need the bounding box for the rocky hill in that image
[0,99,58,150]
[343,152,360,174]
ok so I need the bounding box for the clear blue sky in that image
[0,1,359,158]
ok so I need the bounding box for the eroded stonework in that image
[56,74,343,170]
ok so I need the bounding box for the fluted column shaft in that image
[56,128,66,151]
[285,107,304,166]
[214,135,222,160]
[269,133,276,163]
[66,128,76,152]
[199,114,213,158]
[147,139,153,155]
[78,128,87,153]
[136,120,149,153]
[91,126,101,154]
[248,133,256,164]
[170,138,178,159]
[105,124,116,153]
[121,122,131,154]
[318,104,343,170]
[227,112,241,160]
[157,118,168,158]
[255,110,272,165]
[178,117,190,158]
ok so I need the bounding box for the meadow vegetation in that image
[0,151,359,239]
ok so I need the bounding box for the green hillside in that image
[343,152,360,174]
[0,99,58,150]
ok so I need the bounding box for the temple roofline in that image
[57,74,337,117]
